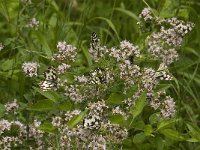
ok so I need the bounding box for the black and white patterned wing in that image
[89,32,100,59]
[40,66,58,91]
[89,67,107,85]
[90,32,100,50]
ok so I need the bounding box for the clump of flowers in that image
[0,100,45,149]
[138,8,195,65]
[50,101,128,149]
[57,63,71,74]
[26,18,39,29]
[4,99,18,114]
[22,62,40,77]
[139,7,153,21]
[160,96,176,118]
[52,41,77,62]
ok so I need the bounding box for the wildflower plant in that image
[0,1,199,149]
[18,8,195,149]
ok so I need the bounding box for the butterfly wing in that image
[40,66,58,91]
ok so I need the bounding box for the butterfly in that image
[90,32,100,50]
[89,67,107,85]
[83,114,101,130]
[89,32,101,59]
[40,66,58,91]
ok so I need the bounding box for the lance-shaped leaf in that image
[130,92,147,125]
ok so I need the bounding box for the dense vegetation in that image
[0,0,200,149]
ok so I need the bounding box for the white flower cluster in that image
[0,119,44,150]
[139,7,153,21]
[50,100,128,149]
[26,18,39,30]
[109,40,140,63]
[160,96,176,118]
[0,101,45,149]
[52,41,77,62]
[4,99,18,114]
[22,62,40,77]
[167,18,194,36]
[119,63,141,85]
[57,63,71,74]
[138,8,195,65]
[65,68,114,103]
[65,84,90,103]
[147,91,176,117]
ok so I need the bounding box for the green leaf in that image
[109,114,126,125]
[157,119,177,131]
[131,120,146,130]
[178,8,189,19]
[144,125,153,136]
[114,7,138,21]
[186,138,199,143]
[39,121,55,133]
[67,110,87,128]
[159,0,178,18]
[107,93,124,105]
[0,59,13,71]
[186,123,200,141]
[149,113,160,125]
[159,129,185,141]
[133,132,145,143]
[33,87,60,102]
[155,84,172,92]
[58,101,72,111]
[130,92,147,122]
[154,136,164,150]
[27,99,54,112]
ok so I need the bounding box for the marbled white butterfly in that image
[90,32,100,50]
[40,66,58,91]
[89,67,107,85]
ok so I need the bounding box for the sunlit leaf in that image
[144,124,153,136]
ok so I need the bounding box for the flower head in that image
[22,62,40,77]
[26,18,39,30]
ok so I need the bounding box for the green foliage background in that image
[0,0,200,149]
